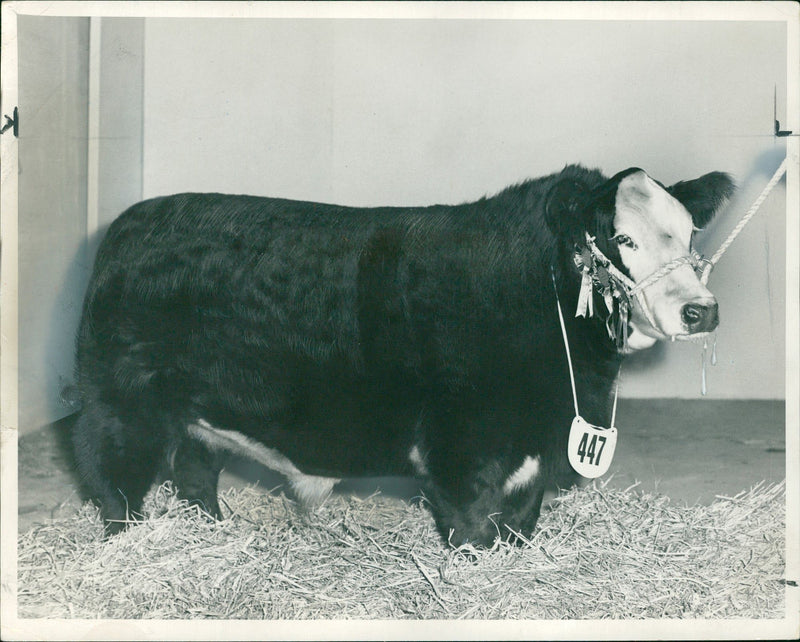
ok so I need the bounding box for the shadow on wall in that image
[50,224,111,416]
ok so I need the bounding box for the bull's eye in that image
[612,234,638,250]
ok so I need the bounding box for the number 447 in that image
[576,432,607,466]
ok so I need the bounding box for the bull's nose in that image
[681,301,719,333]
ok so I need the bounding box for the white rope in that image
[700,158,787,285]
[553,270,622,424]
[628,252,701,295]
[552,271,580,417]
[610,379,619,428]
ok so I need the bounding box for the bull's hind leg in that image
[168,436,223,520]
[72,401,165,535]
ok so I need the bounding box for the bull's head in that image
[546,167,735,352]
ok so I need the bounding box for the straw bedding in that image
[17,479,785,619]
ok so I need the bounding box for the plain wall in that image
[140,18,787,399]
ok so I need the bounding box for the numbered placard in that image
[567,416,617,478]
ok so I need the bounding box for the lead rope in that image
[698,157,787,394]
[700,158,787,285]
[552,270,620,425]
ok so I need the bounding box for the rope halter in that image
[573,232,705,349]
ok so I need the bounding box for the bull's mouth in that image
[627,297,719,346]
[671,329,715,342]
[624,323,712,353]
[636,323,717,345]
[658,318,719,343]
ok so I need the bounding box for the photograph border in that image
[2,2,797,640]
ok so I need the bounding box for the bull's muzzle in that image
[681,300,719,334]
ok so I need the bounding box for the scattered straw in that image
[17,480,786,619]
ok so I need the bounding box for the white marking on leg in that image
[408,445,429,476]
[188,420,300,475]
[503,455,540,495]
[187,419,339,505]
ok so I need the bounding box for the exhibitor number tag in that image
[567,416,617,478]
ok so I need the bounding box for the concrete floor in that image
[17,399,785,534]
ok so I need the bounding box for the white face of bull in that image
[613,171,718,350]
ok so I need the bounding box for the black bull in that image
[72,164,733,546]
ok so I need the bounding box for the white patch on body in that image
[187,419,339,505]
[503,455,540,495]
[408,445,429,476]
[614,171,716,341]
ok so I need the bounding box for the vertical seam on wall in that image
[138,17,145,202]
[86,17,101,239]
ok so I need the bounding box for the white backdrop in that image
[139,17,788,399]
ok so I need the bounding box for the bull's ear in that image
[668,172,735,230]
[544,178,592,243]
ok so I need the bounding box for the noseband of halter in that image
[573,232,706,350]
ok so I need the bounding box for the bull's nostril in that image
[682,302,719,333]
[682,304,703,325]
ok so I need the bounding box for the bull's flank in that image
[18,480,784,619]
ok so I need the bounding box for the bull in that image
[72,164,734,546]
